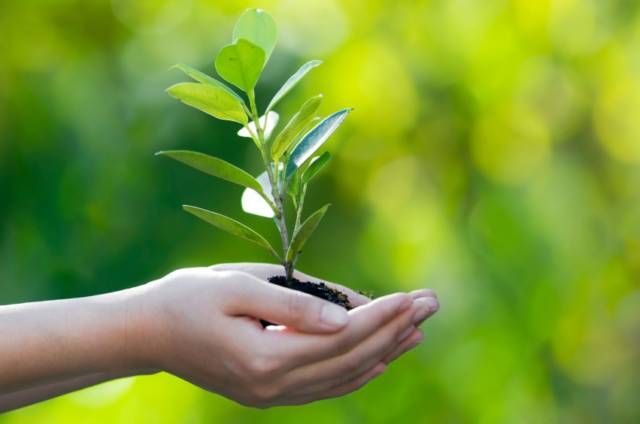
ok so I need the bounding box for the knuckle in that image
[214,269,243,282]
[252,402,272,410]
[249,383,280,406]
[236,392,272,409]
[208,263,229,272]
[165,268,193,279]
[245,355,280,379]
[332,334,353,354]
[216,271,254,293]
[341,355,362,374]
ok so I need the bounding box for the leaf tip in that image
[165,84,180,96]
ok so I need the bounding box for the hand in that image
[135,265,439,407]
[211,263,440,367]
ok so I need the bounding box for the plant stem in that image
[294,183,307,234]
[291,183,308,270]
[248,89,292,279]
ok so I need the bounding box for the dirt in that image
[261,275,353,327]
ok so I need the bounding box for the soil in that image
[261,275,353,327]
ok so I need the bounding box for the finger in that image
[321,362,386,397]
[223,272,349,333]
[378,296,436,364]
[266,293,413,366]
[410,288,437,300]
[294,297,435,391]
[210,263,371,307]
[382,328,424,364]
[299,362,386,404]
[284,300,418,395]
[411,296,439,326]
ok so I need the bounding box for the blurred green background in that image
[1,0,640,422]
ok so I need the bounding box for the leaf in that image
[291,116,321,144]
[171,63,244,104]
[271,95,323,161]
[237,111,279,141]
[286,204,330,262]
[156,150,265,195]
[286,108,352,178]
[166,82,247,124]
[303,152,332,184]
[215,39,265,92]
[266,60,322,112]
[287,169,301,200]
[283,117,321,172]
[241,172,275,218]
[183,205,280,259]
[232,8,277,60]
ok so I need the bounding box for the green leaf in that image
[303,152,332,184]
[286,204,330,262]
[284,117,321,171]
[166,82,247,124]
[266,60,322,112]
[292,116,321,142]
[171,63,245,104]
[232,8,277,60]
[156,150,267,196]
[286,108,351,178]
[287,169,301,199]
[215,39,265,92]
[183,205,280,259]
[271,95,323,161]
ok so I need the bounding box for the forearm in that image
[0,286,155,396]
[0,371,128,412]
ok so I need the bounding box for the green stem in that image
[248,89,291,278]
[291,183,308,270]
[294,184,307,234]
[248,90,265,143]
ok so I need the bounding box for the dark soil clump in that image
[261,276,353,327]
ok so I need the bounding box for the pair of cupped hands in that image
[141,263,439,407]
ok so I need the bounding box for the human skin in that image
[0,264,439,411]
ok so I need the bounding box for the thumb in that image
[226,272,349,333]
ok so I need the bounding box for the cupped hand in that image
[136,265,438,407]
[210,263,440,368]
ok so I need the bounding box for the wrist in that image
[112,283,163,376]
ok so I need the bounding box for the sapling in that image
[157,9,352,306]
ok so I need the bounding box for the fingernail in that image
[397,326,415,342]
[425,297,439,312]
[410,289,435,299]
[320,303,349,328]
[412,297,437,323]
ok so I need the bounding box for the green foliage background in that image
[1,0,639,422]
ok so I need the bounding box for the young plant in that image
[157,9,351,282]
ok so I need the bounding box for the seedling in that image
[158,9,351,284]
